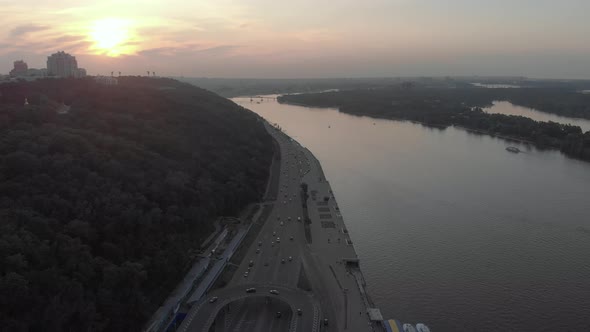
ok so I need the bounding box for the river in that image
[484,101,590,132]
[233,96,590,332]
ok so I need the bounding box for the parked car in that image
[246,288,256,293]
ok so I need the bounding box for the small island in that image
[278,86,590,162]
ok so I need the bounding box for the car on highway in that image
[243,272,248,278]
[297,217,301,222]
[275,311,282,318]
[287,217,291,221]
[246,288,256,293]
[288,256,292,261]
[297,309,302,316]
[249,260,254,267]
[256,248,260,253]
[269,289,279,295]
[280,221,284,226]
[276,238,280,243]
[258,241,262,246]
[281,259,285,264]
[273,231,276,236]
[271,241,274,246]
[209,297,218,303]
[324,318,329,326]
[290,236,294,241]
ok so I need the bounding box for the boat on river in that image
[506,146,520,153]
[403,324,417,332]
[416,323,431,332]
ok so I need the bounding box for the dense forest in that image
[0,77,273,331]
[278,87,590,161]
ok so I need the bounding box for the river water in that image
[484,101,590,133]
[233,96,590,332]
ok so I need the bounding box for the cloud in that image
[195,45,239,56]
[138,47,178,57]
[10,24,50,37]
[67,40,93,52]
[53,35,86,43]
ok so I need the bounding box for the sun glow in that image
[89,18,135,56]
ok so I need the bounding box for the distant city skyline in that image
[1,0,590,79]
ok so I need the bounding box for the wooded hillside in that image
[0,77,273,331]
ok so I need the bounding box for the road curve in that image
[177,283,319,332]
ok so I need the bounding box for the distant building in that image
[47,51,86,77]
[23,68,47,78]
[9,60,28,77]
[95,76,118,85]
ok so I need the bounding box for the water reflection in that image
[484,100,590,132]
[233,96,590,332]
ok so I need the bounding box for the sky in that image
[1,0,589,79]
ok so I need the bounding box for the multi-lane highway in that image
[179,121,381,332]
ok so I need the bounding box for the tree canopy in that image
[0,77,273,331]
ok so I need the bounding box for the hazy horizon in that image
[2,0,590,79]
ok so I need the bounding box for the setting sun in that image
[89,18,135,56]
